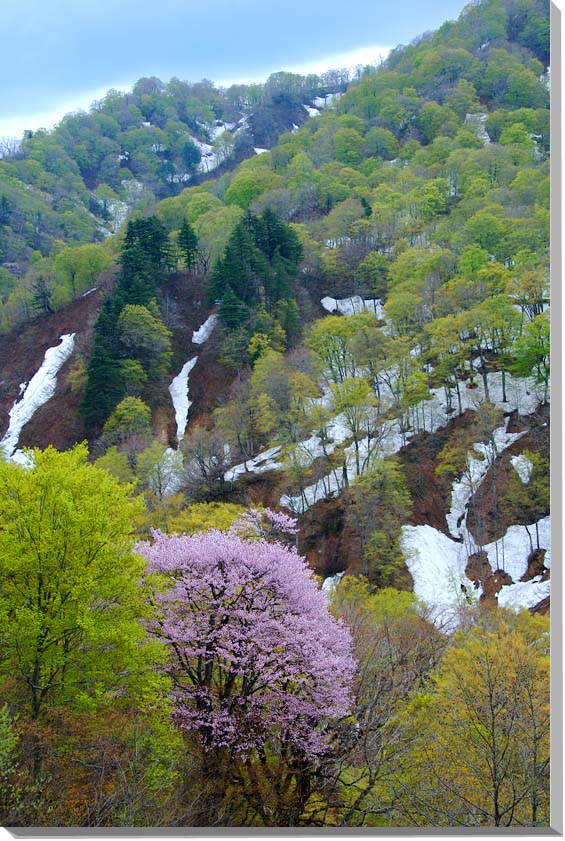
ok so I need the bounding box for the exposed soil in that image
[521,548,550,582]
[0,268,551,614]
[465,550,513,608]
[530,596,550,615]
[467,404,550,544]
[0,275,115,451]
[157,272,236,447]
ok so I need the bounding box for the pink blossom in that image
[138,528,354,757]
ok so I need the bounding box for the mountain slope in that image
[0,0,551,616]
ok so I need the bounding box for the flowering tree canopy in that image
[138,526,354,757]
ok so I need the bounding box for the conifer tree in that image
[178,218,199,272]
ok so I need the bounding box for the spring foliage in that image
[0,445,162,720]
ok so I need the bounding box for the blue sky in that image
[0,0,468,137]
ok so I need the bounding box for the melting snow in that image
[168,357,198,443]
[209,122,235,140]
[446,423,525,539]
[254,147,269,155]
[401,514,550,624]
[0,334,75,459]
[224,445,283,482]
[313,93,342,108]
[303,104,321,118]
[281,371,544,515]
[465,112,491,144]
[497,578,551,610]
[321,296,385,318]
[484,516,550,582]
[322,571,345,594]
[192,314,218,345]
[510,453,534,483]
[150,447,185,496]
[190,136,227,174]
[401,525,479,625]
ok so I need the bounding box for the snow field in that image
[0,333,75,459]
[224,445,283,483]
[401,515,550,624]
[168,357,198,443]
[400,524,479,625]
[483,516,550,582]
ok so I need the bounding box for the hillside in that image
[0,0,550,604]
[0,71,348,333]
[0,0,553,827]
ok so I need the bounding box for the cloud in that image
[0,44,390,139]
[0,0,468,135]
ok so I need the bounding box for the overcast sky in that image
[0,0,468,138]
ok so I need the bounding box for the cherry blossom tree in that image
[138,526,354,758]
[138,522,354,824]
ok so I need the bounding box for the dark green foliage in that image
[80,216,172,429]
[121,216,172,285]
[211,209,302,346]
[178,218,199,271]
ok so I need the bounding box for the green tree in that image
[53,244,111,298]
[391,610,550,827]
[0,445,161,727]
[501,450,549,552]
[511,312,549,402]
[178,218,199,272]
[102,397,153,446]
[117,304,172,380]
[347,458,412,584]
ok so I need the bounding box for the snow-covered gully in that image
[169,357,198,443]
[191,314,217,345]
[0,333,75,461]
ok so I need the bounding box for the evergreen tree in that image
[178,218,199,272]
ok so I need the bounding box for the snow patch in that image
[321,296,385,319]
[303,104,321,118]
[401,525,479,625]
[446,423,525,539]
[209,121,235,140]
[168,357,198,443]
[254,147,269,155]
[465,112,491,144]
[401,515,550,624]
[497,578,551,610]
[510,453,534,484]
[192,314,218,345]
[484,517,550,582]
[313,93,342,108]
[150,447,185,496]
[322,572,345,594]
[224,445,283,482]
[0,334,75,459]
